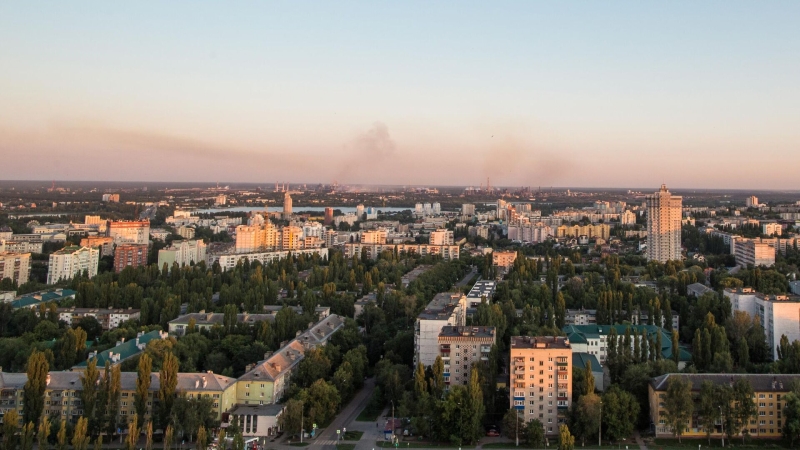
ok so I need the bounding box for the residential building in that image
[620,210,637,226]
[57,308,141,330]
[356,204,365,219]
[762,222,782,236]
[113,244,148,273]
[102,193,120,202]
[572,353,603,391]
[324,207,334,225]
[649,374,794,439]
[686,283,713,298]
[47,246,99,284]
[414,293,467,367]
[563,324,690,368]
[438,326,496,386]
[150,228,171,241]
[281,226,303,250]
[80,235,115,257]
[492,250,517,268]
[510,336,572,436]
[466,280,496,308]
[646,185,682,263]
[74,330,168,369]
[360,230,388,244]
[462,204,476,216]
[0,252,31,285]
[168,312,276,335]
[158,239,207,269]
[734,238,775,268]
[0,239,43,254]
[343,243,459,261]
[176,225,196,240]
[208,248,329,272]
[429,229,454,246]
[745,195,759,207]
[555,224,610,240]
[283,192,292,218]
[10,288,76,309]
[108,220,150,245]
[234,314,344,405]
[724,288,800,359]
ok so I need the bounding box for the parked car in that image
[486,429,500,437]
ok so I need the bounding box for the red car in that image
[486,429,500,437]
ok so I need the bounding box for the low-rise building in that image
[492,250,517,269]
[57,308,140,329]
[74,330,168,369]
[344,243,459,261]
[10,288,76,309]
[168,312,277,336]
[438,326,496,386]
[208,248,329,272]
[510,336,572,436]
[563,324,690,368]
[734,238,775,268]
[649,374,794,439]
[466,280,496,308]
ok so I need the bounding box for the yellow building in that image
[510,336,572,436]
[492,250,517,269]
[555,224,610,240]
[649,374,795,439]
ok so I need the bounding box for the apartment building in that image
[510,336,572,436]
[734,238,776,268]
[208,248,329,272]
[281,226,303,250]
[414,293,467,368]
[438,326,496,386]
[555,224,611,240]
[649,374,795,439]
[168,312,277,336]
[429,229,454,246]
[343,243,460,261]
[0,252,31,285]
[646,185,683,263]
[113,244,148,273]
[724,288,800,359]
[176,225,196,240]
[492,250,517,269]
[79,235,115,257]
[47,246,99,284]
[157,239,207,269]
[563,324,690,368]
[360,230,388,244]
[57,308,141,330]
[466,280,496,308]
[108,220,150,245]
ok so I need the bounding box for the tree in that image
[196,426,208,450]
[93,436,103,450]
[414,362,427,398]
[23,350,48,425]
[145,421,153,450]
[671,330,680,365]
[80,357,100,432]
[3,409,19,450]
[698,381,723,445]
[601,385,639,442]
[20,422,35,450]
[232,429,244,450]
[558,424,575,450]
[464,366,485,445]
[501,409,525,440]
[525,419,545,448]
[72,417,90,450]
[783,390,800,446]
[124,416,140,450]
[159,352,179,429]
[430,355,445,398]
[730,378,757,443]
[304,379,341,426]
[584,361,595,395]
[278,399,304,437]
[164,424,174,450]
[572,393,600,446]
[104,364,122,436]
[56,419,68,450]
[37,415,51,450]
[664,376,693,443]
[135,353,153,424]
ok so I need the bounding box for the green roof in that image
[11,289,77,309]
[73,330,164,368]
[572,352,602,372]
[563,324,691,362]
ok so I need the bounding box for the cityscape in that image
[2,3,800,450]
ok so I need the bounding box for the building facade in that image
[108,221,150,245]
[0,252,31,285]
[47,246,99,284]
[724,288,800,360]
[646,185,683,263]
[79,235,115,257]
[510,336,572,436]
[113,244,148,273]
[438,326,496,386]
[158,239,207,269]
[57,308,141,330]
[414,293,467,368]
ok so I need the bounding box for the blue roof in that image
[572,352,602,372]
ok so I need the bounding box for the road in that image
[308,377,378,449]
[455,266,478,289]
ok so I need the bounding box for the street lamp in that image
[599,399,602,447]
[720,406,724,448]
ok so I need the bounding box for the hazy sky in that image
[1,2,799,189]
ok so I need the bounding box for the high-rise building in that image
[80,235,115,257]
[283,192,293,218]
[108,220,150,245]
[724,288,800,360]
[437,326,496,386]
[0,252,31,285]
[114,244,148,273]
[429,229,454,246]
[324,207,334,225]
[645,185,682,262]
[47,246,99,284]
[281,226,303,250]
[462,204,475,216]
[510,336,572,436]
[158,239,207,269]
[356,204,365,220]
[746,195,759,208]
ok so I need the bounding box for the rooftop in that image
[73,330,166,368]
[11,288,76,309]
[510,336,571,350]
[467,280,496,299]
[651,373,797,392]
[572,352,602,372]
[439,326,496,339]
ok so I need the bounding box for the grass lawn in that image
[343,431,364,441]
[337,444,356,450]
[374,441,476,448]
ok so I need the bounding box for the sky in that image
[1,1,799,189]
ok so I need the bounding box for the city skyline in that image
[1,2,799,189]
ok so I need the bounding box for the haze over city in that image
[1,2,799,189]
